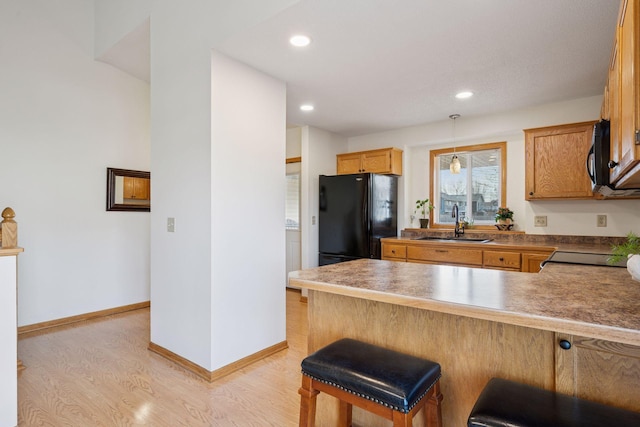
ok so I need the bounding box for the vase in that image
[495,218,513,231]
[628,254,640,282]
[419,219,429,228]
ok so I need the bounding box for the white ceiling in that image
[100,0,620,137]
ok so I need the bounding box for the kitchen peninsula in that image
[289,259,640,426]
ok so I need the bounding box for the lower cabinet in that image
[483,250,521,271]
[381,243,407,261]
[521,252,551,273]
[406,245,483,266]
[555,334,640,412]
[382,241,553,273]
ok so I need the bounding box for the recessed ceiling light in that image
[300,104,314,111]
[289,35,311,47]
[455,91,474,99]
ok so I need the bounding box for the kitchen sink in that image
[416,236,493,243]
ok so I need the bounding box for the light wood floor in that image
[18,288,308,426]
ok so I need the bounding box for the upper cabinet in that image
[336,147,403,175]
[525,121,599,200]
[607,0,640,188]
[123,176,150,200]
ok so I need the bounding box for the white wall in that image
[0,0,151,326]
[209,51,286,369]
[300,126,348,269]
[349,96,640,236]
[286,127,302,158]
[143,2,294,371]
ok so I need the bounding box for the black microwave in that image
[586,119,640,197]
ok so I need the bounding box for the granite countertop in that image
[382,231,625,254]
[288,258,640,346]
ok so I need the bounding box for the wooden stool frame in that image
[298,374,443,427]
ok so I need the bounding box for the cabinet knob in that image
[559,339,572,350]
[391,250,396,254]
[529,192,534,196]
[608,160,619,169]
[499,257,504,261]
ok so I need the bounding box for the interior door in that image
[286,161,302,287]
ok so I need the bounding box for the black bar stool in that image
[298,338,443,427]
[468,378,640,427]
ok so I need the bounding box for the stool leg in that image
[425,381,443,427]
[392,411,412,427]
[298,375,320,427]
[338,400,352,426]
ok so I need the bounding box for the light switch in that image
[167,217,175,232]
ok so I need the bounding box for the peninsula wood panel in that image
[555,334,640,412]
[307,290,555,427]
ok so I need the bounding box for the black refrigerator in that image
[318,173,398,266]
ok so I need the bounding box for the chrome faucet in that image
[452,203,464,238]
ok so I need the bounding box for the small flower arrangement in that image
[608,232,640,265]
[495,207,514,222]
[415,199,434,219]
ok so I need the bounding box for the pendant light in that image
[449,114,461,174]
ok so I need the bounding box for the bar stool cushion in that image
[468,378,640,427]
[301,338,441,413]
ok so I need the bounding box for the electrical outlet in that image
[597,214,607,227]
[167,217,175,232]
[534,215,547,227]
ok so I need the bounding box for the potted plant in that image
[608,232,640,281]
[415,199,434,228]
[495,207,514,231]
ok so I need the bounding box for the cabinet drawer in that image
[382,244,407,260]
[483,251,521,270]
[407,246,483,266]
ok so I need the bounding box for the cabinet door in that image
[611,0,640,188]
[521,252,551,273]
[336,153,363,174]
[123,177,150,200]
[381,243,407,261]
[555,334,640,412]
[362,150,392,173]
[406,245,483,266]
[483,250,521,271]
[525,122,598,199]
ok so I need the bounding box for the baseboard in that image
[18,301,150,335]
[148,340,289,382]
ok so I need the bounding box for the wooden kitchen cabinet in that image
[407,245,483,266]
[609,0,640,189]
[382,243,407,261]
[555,334,640,411]
[521,252,552,273]
[483,250,521,271]
[382,241,553,273]
[524,121,599,200]
[336,147,403,175]
[123,177,150,200]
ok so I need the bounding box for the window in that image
[285,173,300,230]
[429,142,506,228]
